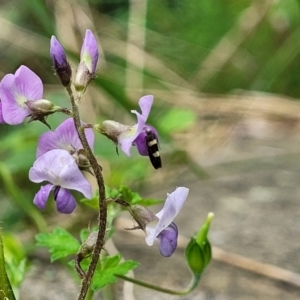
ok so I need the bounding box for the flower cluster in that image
[0,29,189,257]
[0,30,99,213]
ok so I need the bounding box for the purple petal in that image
[33,184,53,210]
[118,95,154,156]
[134,125,158,156]
[36,118,94,158]
[0,103,6,124]
[0,73,30,124]
[146,187,189,245]
[55,188,76,214]
[14,65,43,100]
[80,29,99,73]
[50,36,68,67]
[29,149,92,198]
[137,95,153,122]
[133,131,148,156]
[158,223,178,257]
[0,66,43,124]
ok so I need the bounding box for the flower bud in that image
[185,212,214,277]
[80,29,99,74]
[50,36,72,87]
[127,205,157,231]
[70,149,92,173]
[94,121,130,144]
[26,99,60,129]
[75,231,98,279]
[26,99,58,114]
[185,239,205,277]
[73,62,91,93]
[74,29,99,93]
[78,231,98,258]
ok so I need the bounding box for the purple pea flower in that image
[128,187,189,257]
[0,65,58,127]
[29,149,92,214]
[50,35,72,87]
[145,187,189,256]
[36,118,94,158]
[74,29,99,92]
[118,95,154,156]
[96,95,161,168]
[0,65,43,125]
[36,118,94,167]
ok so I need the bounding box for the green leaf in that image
[119,185,162,206]
[105,186,120,199]
[140,198,164,206]
[81,195,99,209]
[0,230,16,300]
[92,254,139,291]
[2,233,27,288]
[5,259,26,289]
[35,228,80,262]
[119,185,142,204]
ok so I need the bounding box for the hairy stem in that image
[66,86,107,300]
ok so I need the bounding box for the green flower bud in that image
[185,239,205,278]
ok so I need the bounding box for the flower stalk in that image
[66,85,107,300]
[116,273,199,296]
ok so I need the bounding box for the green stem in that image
[85,288,94,300]
[116,274,200,295]
[0,230,16,300]
[66,86,107,300]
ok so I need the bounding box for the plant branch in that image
[66,86,107,300]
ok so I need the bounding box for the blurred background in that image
[1,0,300,299]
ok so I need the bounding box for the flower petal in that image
[0,73,30,124]
[33,184,53,210]
[14,65,43,100]
[134,125,159,156]
[0,103,6,124]
[136,95,153,122]
[158,223,178,257]
[50,36,68,67]
[146,187,189,245]
[80,29,99,73]
[0,66,43,124]
[118,95,154,156]
[36,118,94,158]
[29,149,92,198]
[55,188,77,214]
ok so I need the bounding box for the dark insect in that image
[145,129,162,169]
